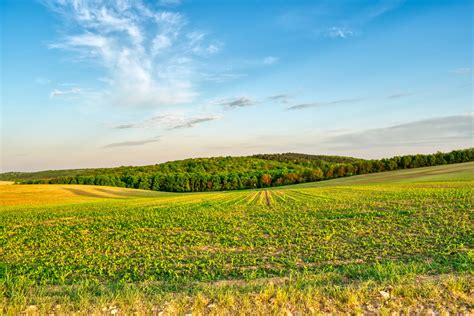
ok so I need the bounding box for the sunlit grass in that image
[0,164,472,314]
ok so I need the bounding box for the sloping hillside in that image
[0,149,472,192]
[274,161,474,189]
[0,154,360,181]
[253,153,362,165]
[0,169,93,182]
[0,154,360,184]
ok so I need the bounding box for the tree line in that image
[20,149,473,192]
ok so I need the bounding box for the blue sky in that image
[1,0,472,171]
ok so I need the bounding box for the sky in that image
[0,0,473,172]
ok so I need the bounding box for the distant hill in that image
[0,169,92,182]
[1,149,472,192]
[253,153,361,165]
[0,154,361,182]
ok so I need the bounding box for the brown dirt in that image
[264,190,271,207]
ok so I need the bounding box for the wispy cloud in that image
[49,87,81,98]
[204,113,473,158]
[169,117,219,129]
[187,31,222,55]
[452,67,472,75]
[323,113,473,149]
[263,56,279,65]
[325,27,354,38]
[218,96,255,108]
[114,113,220,130]
[114,124,136,130]
[287,98,365,110]
[287,102,319,110]
[103,137,160,148]
[267,94,290,104]
[44,0,221,108]
[386,92,415,99]
[277,2,403,40]
[205,43,221,54]
[366,0,405,20]
[200,72,246,83]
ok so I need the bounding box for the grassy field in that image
[281,161,474,188]
[0,163,473,314]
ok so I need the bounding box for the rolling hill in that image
[0,149,472,192]
[0,153,360,181]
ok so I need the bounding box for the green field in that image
[1,163,473,314]
[281,162,474,188]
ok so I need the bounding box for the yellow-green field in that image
[1,163,473,314]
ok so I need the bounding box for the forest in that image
[2,149,473,192]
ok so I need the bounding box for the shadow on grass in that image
[62,188,112,199]
[95,188,162,198]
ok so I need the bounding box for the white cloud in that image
[186,32,221,55]
[50,87,81,98]
[263,56,279,65]
[206,44,220,54]
[326,27,354,38]
[114,111,221,130]
[200,72,246,83]
[152,34,172,54]
[44,0,220,108]
[169,116,220,129]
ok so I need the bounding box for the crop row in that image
[1,182,472,288]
